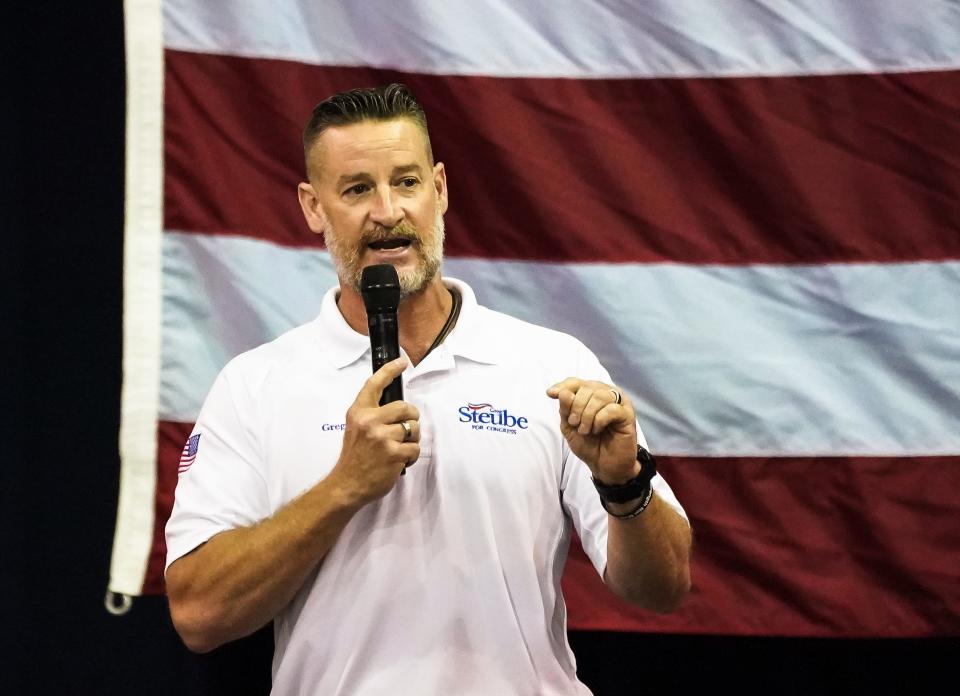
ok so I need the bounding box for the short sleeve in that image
[559,343,688,580]
[165,362,271,572]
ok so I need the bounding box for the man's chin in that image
[398,266,441,299]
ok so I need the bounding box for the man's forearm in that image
[603,492,692,612]
[166,359,419,653]
[166,470,364,653]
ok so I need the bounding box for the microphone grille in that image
[360,264,401,313]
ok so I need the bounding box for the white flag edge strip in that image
[160,232,960,457]
[109,0,165,603]
[163,0,960,78]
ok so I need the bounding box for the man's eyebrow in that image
[334,165,423,189]
[335,172,372,189]
[392,164,423,176]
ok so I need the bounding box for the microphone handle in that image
[368,312,404,406]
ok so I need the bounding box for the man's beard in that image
[324,211,445,298]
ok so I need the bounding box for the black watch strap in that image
[591,445,657,504]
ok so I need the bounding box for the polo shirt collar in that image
[314,287,369,369]
[440,277,504,365]
[313,275,505,370]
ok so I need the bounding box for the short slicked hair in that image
[302,83,433,174]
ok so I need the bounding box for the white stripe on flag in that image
[164,0,960,77]
[161,231,960,457]
[161,232,338,419]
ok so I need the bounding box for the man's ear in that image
[297,182,328,235]
[433,161,448,216]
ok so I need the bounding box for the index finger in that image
[356,357,409,406]
[546,377,584,399]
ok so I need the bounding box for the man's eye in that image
[344,183,369,196]
[399,178,418,188]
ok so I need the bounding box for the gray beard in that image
[326,212,445,298]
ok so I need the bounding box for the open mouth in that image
[367,238,412,251]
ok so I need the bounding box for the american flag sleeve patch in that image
[178,433,201,475]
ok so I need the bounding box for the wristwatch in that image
[591,445,657,504]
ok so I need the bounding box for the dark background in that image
[9,4,952,694]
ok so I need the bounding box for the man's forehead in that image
[311,118,431,174]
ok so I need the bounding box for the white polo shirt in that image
[166,277,686,696]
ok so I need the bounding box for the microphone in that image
[360,264,404,406]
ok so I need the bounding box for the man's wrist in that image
[592,446,658,505]
[601,486,655,519]
[593,462,642,486]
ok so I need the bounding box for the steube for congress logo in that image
[458,402,529,435]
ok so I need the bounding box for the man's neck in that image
[336,275,453,367]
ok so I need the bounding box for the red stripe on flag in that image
[143,420,194,594]
[148,420,960,635]
[164,50,960,264]
[564,455,960,637]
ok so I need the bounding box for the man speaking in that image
[165,83,692,695]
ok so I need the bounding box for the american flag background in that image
[110,0,960,639]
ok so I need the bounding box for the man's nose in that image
[369,188,403,227]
